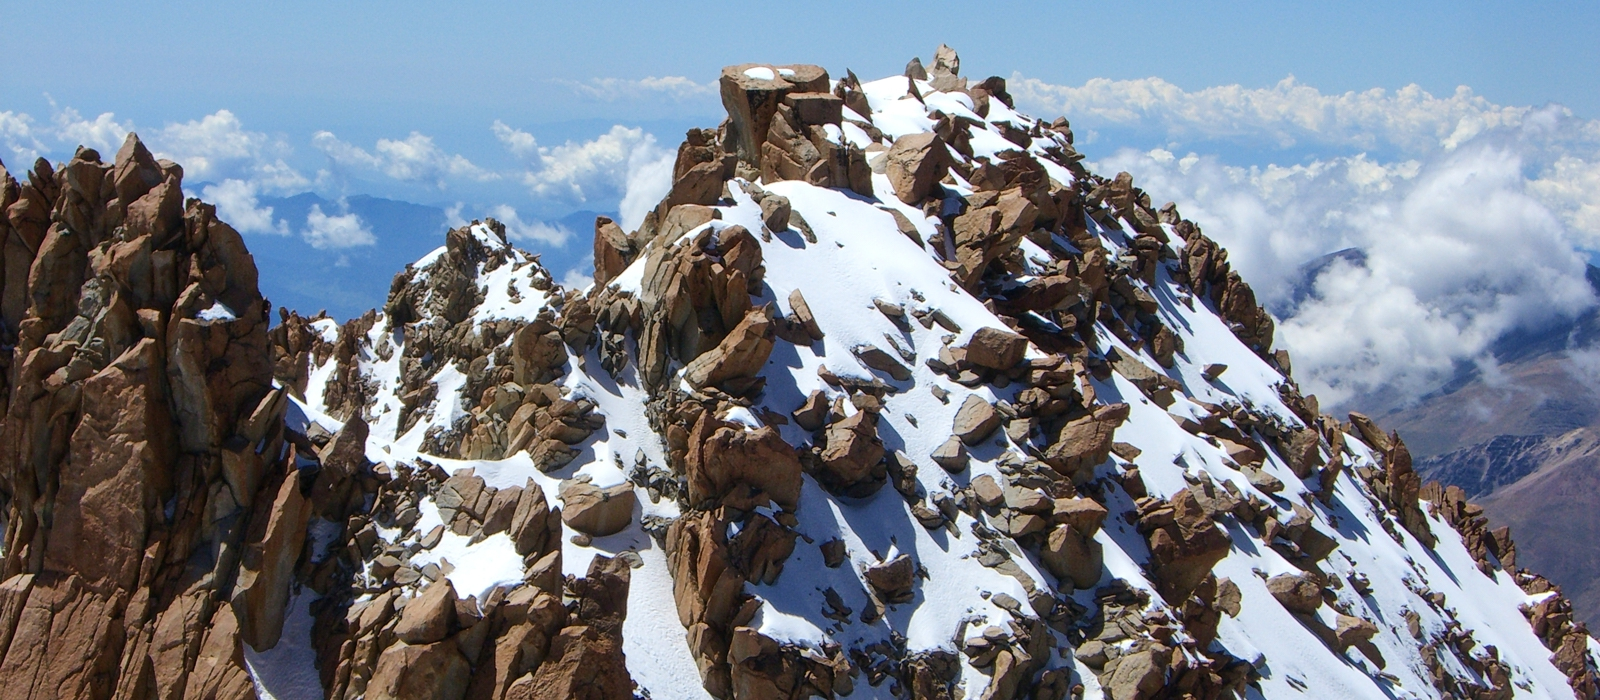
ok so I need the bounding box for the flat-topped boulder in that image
[720,63,829,169]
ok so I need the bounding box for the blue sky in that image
[5,1,1600,408]
[7,1,1599,124]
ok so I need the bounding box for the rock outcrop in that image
[0,135,296,699]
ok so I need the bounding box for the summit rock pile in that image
[0,44,1594,700]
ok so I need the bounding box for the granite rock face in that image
[0,134,286,699]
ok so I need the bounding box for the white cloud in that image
[488,204,572,246]
[249,158,313,193]
[1011,74,1529,155]
[443,201,468,228]
[1529,153,1600,245]
[313,130,496,187]
[201,179,288,235]
[303,203,376,249]
[618,142,674,232]
[503,124,668,207]
[156,110,263,175]
[1104,139,1595,410]
[491,120,539,158]
[561,259,594,291]
[49,105,132,157]
[0,111,44,166]
[563,76,715,102]
[1060,74,1600,411]
[1,106,313,197]
[153,110,309,193]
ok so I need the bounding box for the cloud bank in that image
[0,103,679,256]
[313,130,497,187]
[488,204,573,246]
[1011,74,1530,155]
[1036,75,1600,409]
[561,76,716,102]
[202,179,289,236]
[493,122,670,207]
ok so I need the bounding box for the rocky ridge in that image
[0,45,1594,700]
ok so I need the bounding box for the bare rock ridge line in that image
[0,137,625,700]
[0,44,1593,699]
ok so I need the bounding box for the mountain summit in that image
[0,47,1594,700]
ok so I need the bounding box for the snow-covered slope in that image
[271,49,1600,700]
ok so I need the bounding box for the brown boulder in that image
[720,63,829,169]
[792,390,831,431]
[1042,404,1128,481]
[1384,437,1435,548]
[1282,427,1324,479]
[112,132,164,204]
[884,132,951,205]
[816,411,887,496]
[124,173,184,240]
[932,44,960,78]
[682,306,775,390]
[659,203,719,242]
[395,578,459,645]
[686,411,803,511]
[905,57,928,81]
[369,640,472,700]
[481,485,523,536]
[1003,485,1051,514]
[783,92,844,126]
[931,436,969,472]
[1042,524,1103,590]
[508,479,556,557]
[1105,644,1171,700]
[865,554,915,604]
[1217,437,1263,467]
[436,471,488,526]
[1267,573,1323,614]
[662,161,725,211]
[593,215,633,286]
[784,288,824,343]
[1347,411,1393,454]
[853,344,912,381]
[953,394,1002,445]
[560,482,638,537]
[1334,614,1378,650]
[1217,578,1243,617]
[971,475,1004,508]
[965,327,1028,370]
[725,514,797,586]
[1051,497,1108,535]
[759,193,792,232]
[1144,490,1233,604]
[1152,326,1178,368]
[232,468,314,651]
[511,321,568,386]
